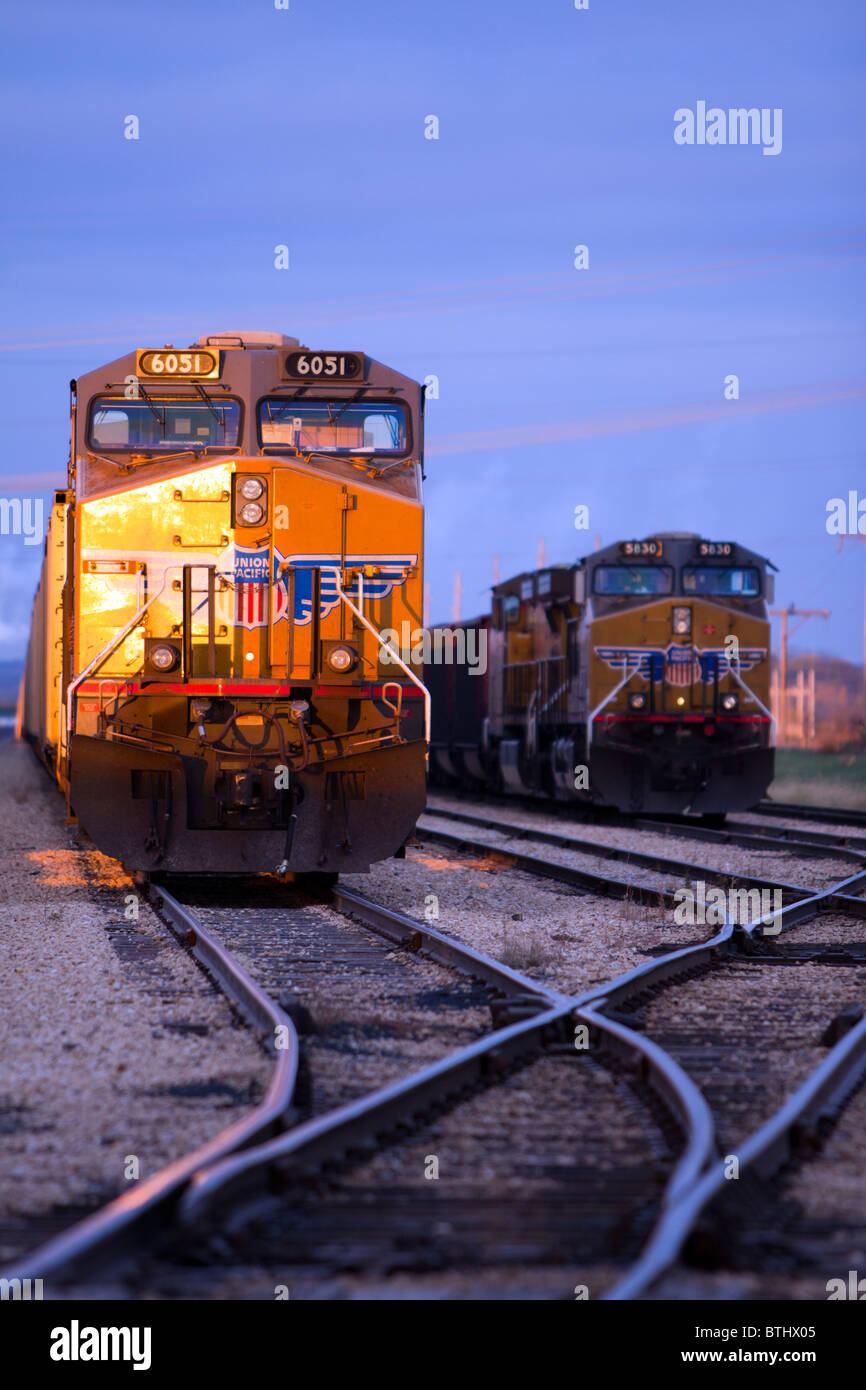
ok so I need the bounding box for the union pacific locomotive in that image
[428,534,775,816]
[19,332,428,873]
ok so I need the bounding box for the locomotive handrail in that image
[586,659,643,753]
[62,565,185,768]
[332,569,431,747]
[727,664,776,740]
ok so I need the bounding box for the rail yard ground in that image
[2,736,865,1310]
[0,740,269,1266]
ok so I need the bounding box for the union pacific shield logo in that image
[595,644,766,686]
[664,645,702,687]
[232,547,273,630]
[231,547,417,631]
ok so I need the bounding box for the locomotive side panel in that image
[19,492,68,765]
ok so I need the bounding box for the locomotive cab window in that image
[89,397,241,452]
[503,593,521,625]
[592,565,674,596]
[682,566,760,597]
[258,399,409,456]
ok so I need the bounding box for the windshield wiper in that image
[194,381,223,424]
[325,390,367,428]
[137,384,165,431]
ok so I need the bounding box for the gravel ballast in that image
[0,742,270,1264]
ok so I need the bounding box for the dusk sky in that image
[1,0,865,663]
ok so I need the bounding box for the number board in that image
[697,541,734,558]
[284,351,364,380]
[619,540,663,558]
[136,349,220,378]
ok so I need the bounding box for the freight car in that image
[428,534,775,816]
[19,331,429,874]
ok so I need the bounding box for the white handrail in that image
[586,660,643,754]
[333,569,431,747]
[727,664,776,742]
[63,566,182,765]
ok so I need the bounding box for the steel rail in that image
[637,813,866,858]
[0,887,299,1285]
[753,799,866,830]
[710,816,866,854]
[606,1011,866,1301]
[175,871,866,1293]
[427,796,866,868]
[0,885,572,1286]
[177,909,735,1240]
[416,812,837,908]
[574,1004,715,1209]
[598,876,866,1297]
[179,989,714,1234]
[8,845,865,1293]
[427,788,866,857]
[332,883,571,1011]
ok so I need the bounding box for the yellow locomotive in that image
[429,533,775,816]
[20,332,428,874]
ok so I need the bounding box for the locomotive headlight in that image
[628,692,647,711]
[149,644,178,672]
[326,643,358,673]
[238,477,265,501]
[721,692,739,712]
[672,606,692,636]
[239,500,265,526]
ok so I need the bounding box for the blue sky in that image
[1,0,865,662]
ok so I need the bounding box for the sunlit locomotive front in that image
[428,533,775,816]
[20,332,428,873]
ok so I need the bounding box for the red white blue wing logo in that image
[231,547,417,631]
[595,644,766,686]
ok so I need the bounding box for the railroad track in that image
[167,868,866,1300]
[418,801,866,910]
[5,818,866,1298]
[1,882,702,1299]
[753,799,866,831]
[608,889,866,1298]
[429,787,866,858]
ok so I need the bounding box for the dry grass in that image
[499,924,552,971]
[769,777,866,811]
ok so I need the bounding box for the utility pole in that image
[492,554,500,588]
[835,535,866,722]
[770,605,830,745]
[452,571,463,624]
[537,537,545,570]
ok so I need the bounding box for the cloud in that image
[427,379,866,458]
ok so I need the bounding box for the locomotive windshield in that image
[593,565,674,595]
[682,566,761,597]
[258,399,409,455]
[89,397,241,452]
